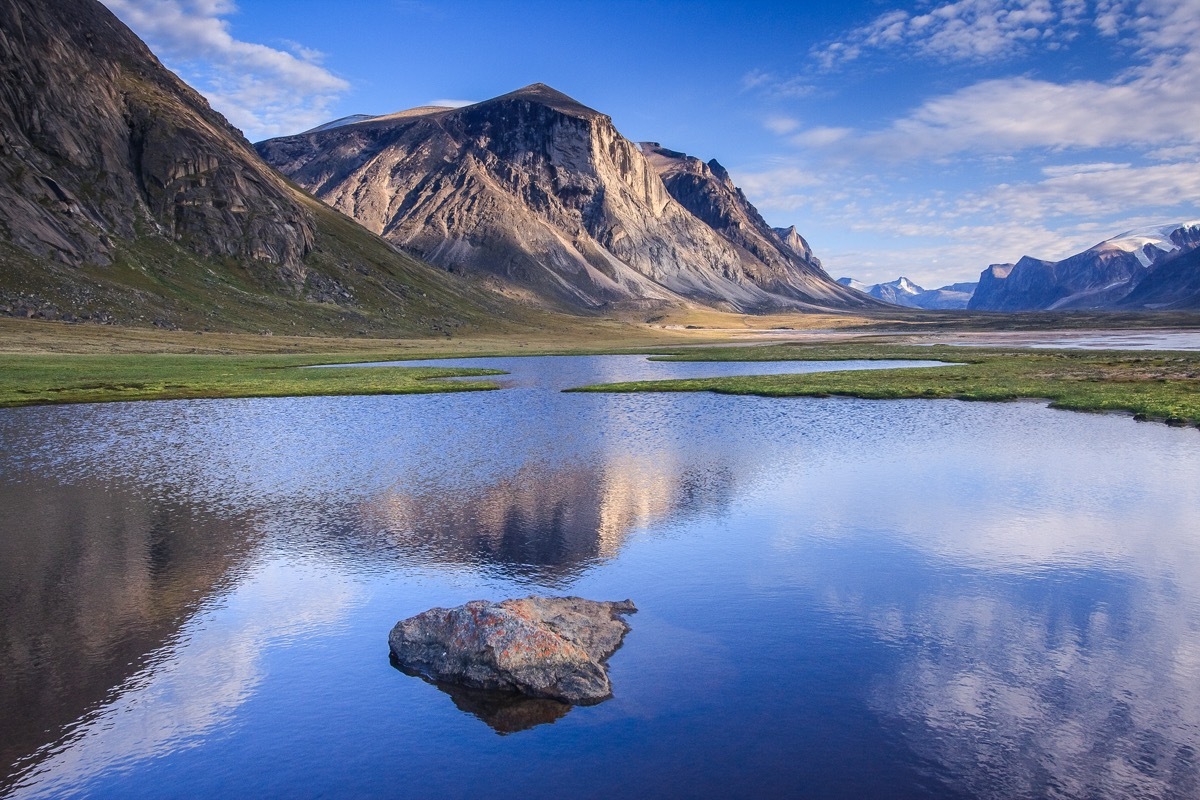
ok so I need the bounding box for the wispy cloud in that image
[102,0,350,140]
[740,69,816,98]
[732,156,1200,285]
[814,0,1087,69]
[1039,162,1131,177]
[793,0,1200,160]
[763,116,801,135]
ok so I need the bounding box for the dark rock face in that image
[0,0,313,274]
[258,85,876,313]
[968,222,1200,311]
[388,596,636,705]
[1118,247,1200,310]
[640,143,872,309]
[0,0,528,335]
[968,252,1145,311]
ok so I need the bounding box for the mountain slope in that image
[258,85,875,313]
[969,222,1200,311]
[1117,246,1200,310]
[639,143,869,309]
[0,0,525,335]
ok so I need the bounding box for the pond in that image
[2,355,1199,799]
[931,329,1200,351]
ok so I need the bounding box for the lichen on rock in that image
[388,596,636,705]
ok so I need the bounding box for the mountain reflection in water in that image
[361,456,733,584]
[2,355,1200,799]
[0,474,259,781]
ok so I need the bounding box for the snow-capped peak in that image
[836,277,871,292]
[1095,220,1200,268]
[890,276,922,295]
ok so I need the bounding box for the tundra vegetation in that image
[569,342,1200,427]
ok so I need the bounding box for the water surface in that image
[933,329,1200,351]
[2,355,1199,799]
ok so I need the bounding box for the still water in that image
[2,355,1199,799]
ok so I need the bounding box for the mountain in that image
[969,222,1200,311]
[0,0,523,335]
[257,85,877,313]
[638,143,863,308]
[303,115,379,134]
[773,226,819,266]
[1116,246,1200,310]
[836,276,976,309]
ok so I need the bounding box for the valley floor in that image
[2,314,1200,423]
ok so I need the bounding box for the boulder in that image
[388,596,636,705]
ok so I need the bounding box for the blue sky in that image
[102,0,1200,287]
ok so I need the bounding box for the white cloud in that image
[739,69,816,98]
[1039,162,1131,177]
[102,0,350,139]
[814,0,1084,68]
[790,126,852,147]
[964,161,1200,223]
[763,115,801,135]
[796,0,1200,160]
[740,0,1200,286]
[732,157,1200,285]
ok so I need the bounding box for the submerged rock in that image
[388,596,636,705]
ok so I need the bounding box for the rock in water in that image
[388,596,636,705]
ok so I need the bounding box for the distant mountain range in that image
[257,86,876,313]
[836,277,976,309]
[970,222,1200,311]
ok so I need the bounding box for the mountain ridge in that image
[836,276,976,309]
[0,0,531,335]
[969,221,1200,311]
[258,85,878,313]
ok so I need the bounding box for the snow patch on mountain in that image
[1096,220,1200,267]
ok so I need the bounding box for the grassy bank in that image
[5,317,1200,414]
[0,353,507,408]
[568,343,1200,427]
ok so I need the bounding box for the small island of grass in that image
[567,342,1200,427]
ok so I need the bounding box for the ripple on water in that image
[1,355,1199,799]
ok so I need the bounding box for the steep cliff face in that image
[969,222,1200,311]
[773,226,818,266]
[639,143,867,308]
[0,0,530,335]
[259,85,876,312]
[1117,246,1200,310]
[0,0,312,275]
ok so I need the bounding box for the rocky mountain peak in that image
[259,87,877,312]
[485,83,603,120]
[772,226,817,265]
[705,158,733,184]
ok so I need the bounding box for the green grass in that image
[568,343,1200,427]
[0,353,505,408]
